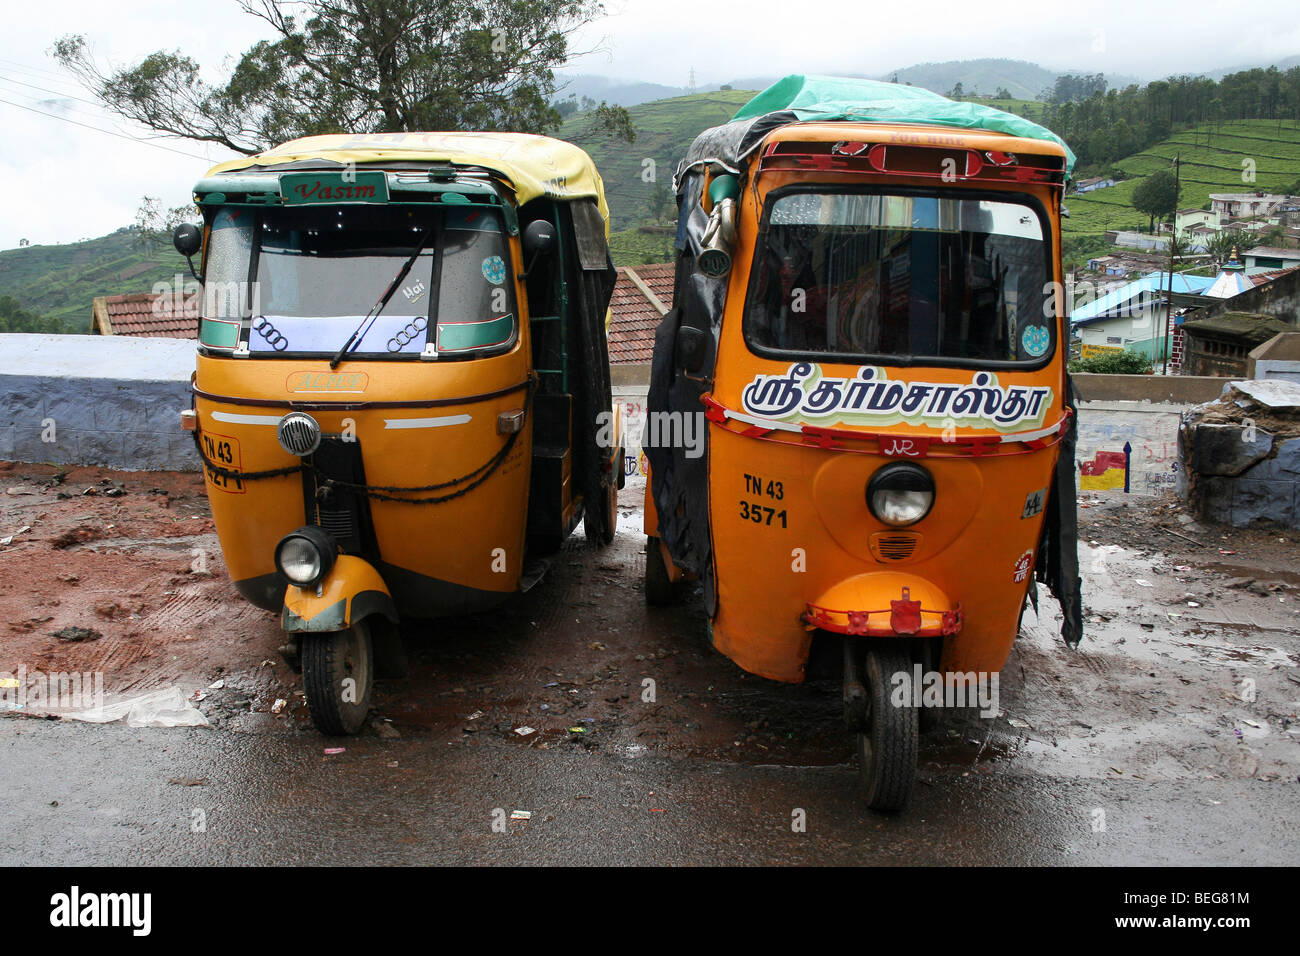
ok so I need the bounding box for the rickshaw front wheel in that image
[857,646,919,812]
[301,618,374,736]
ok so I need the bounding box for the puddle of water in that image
[1203,562,1300,589]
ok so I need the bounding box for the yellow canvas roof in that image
[204,131,609,221]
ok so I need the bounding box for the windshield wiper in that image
[329,224,435,369]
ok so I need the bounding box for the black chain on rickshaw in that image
[191,377,534,506]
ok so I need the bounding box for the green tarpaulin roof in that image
[732,74,1076,176]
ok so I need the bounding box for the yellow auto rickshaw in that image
[174,132,622,735]
[643,76,1083,809]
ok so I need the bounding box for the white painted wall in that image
[0,334,198,471]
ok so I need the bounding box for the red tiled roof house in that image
[607,263,674,365]
[90,290,199,338]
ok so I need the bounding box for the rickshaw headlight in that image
[867,463,935,527]
[274,527,336,587]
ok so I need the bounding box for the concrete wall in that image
[1076,312,1164,351]
[1249,332,1300,383]
[1073,373,1227,404]
[0,334,198,471]
[1075,401,1185,495]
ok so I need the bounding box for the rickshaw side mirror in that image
[173,223,201,257]
[675,326,708,374]
[519,219,557,279]
[523,219,556,257]
[173,223,203,282]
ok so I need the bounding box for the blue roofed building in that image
[1070,271,1217,362]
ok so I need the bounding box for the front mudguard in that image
[281,554,399,633]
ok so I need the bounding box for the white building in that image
[1209,193,1291,224]
[1175,208,1217,233]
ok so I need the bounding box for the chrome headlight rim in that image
[867,462,936,527]
[274,526,337,587]
[276,411,322,457]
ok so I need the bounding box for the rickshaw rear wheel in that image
[302,618,374,736]
[644,535,675,606]
[857,646,918,812]
[585,480,618,546]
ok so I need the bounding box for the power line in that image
[0,77,139,131]
[0,96,211,159]
[0,56,88,86]
[0,73,110,111]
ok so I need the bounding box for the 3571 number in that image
[739,500,787,528]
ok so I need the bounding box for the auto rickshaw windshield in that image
[745,190,1054,364]
[199,203,517,358]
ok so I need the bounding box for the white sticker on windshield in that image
[247,315,424,355]
[402,279,426,306]
[741,363,1054,431]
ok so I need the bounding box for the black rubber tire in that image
[584,480,618,547]
[857,646,919,811]
[302,618,374,736]
[644,535,675,606]
[918,639,944,734]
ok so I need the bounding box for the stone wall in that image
[1178,380,1300,528]
[0,334,198,472]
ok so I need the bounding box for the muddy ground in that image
[1,461,1297,863]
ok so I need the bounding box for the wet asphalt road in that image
[2,490,1298,865]
[1,718,1296,866]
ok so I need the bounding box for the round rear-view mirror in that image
[173,223,202,257]
[523,219,557,258]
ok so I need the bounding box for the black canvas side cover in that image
[1036,374,1083,647]
[563,200,618,543]
[646,172,728,615]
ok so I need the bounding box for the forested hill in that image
[0,229,186,332]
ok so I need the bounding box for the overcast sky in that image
[2,0,1298,251]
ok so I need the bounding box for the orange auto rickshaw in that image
[174,132,622,735]
[643,76,1083,809]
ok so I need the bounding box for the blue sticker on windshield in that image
[481,255,506,285]
[1021,324,1050,357]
